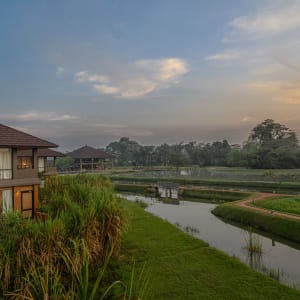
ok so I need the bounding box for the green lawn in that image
[110,175,300,193]
[253,196,300,216]
[181,188,251,202]
[114,200,300,300]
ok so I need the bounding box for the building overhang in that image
[0,178,41,188]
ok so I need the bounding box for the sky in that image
[1,0,300,151]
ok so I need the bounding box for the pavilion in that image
[67,145,114,172]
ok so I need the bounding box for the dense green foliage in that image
[104,119,300,169]
[56,156,76,171]
[0,174,124,299]
[212,203,300,243]
[115,200,300,299]
[253,196,300,215]
[106,138,231,167]
[245,119,300,169]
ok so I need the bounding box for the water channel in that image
[120,193,300,290]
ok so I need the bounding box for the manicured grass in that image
[181,188,251,202]
[253,196,300,216]
[212,203,300,243]
[114,200,300,300]
[114,183,154,194]
[110,175,300,193]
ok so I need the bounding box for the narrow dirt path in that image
[236,193,300,221]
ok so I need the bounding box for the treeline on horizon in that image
[105,119,300,169]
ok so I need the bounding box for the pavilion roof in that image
[67,145,114,159]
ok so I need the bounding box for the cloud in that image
[93,84,120,95]
[250,63,283,76]
[74,58,189,99]
[135,58,188,81]
[205,50,241,61]
[75,71,110,83]
[0,111,78,122]
[249,80,300,104]
[241,116,253,122]
[230,2,300,36]
[56,66,65,76]
[88,122,127,129]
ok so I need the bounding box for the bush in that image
[0,174,124,298]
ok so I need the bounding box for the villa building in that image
[0,123,58,217]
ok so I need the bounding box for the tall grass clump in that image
[245,228,263,254]
[0,174,126,299]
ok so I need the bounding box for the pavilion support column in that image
[80,159,82,173]
[91,158,94,171]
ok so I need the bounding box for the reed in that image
[261,265,282,281]
[245,228,263,254]
[0,174,125,299]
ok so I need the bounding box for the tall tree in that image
[247,119,299,168]
[249,119,298,147]
[106,137,141,166]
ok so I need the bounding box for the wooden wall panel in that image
[34,184,39,212]
[13,185,33,212]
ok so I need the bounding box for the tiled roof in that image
[17,148,65,157]
[0,123,57,148]
[67,145,114,159]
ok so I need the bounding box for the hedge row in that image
[181,189,250,202]
[212,203,300,243]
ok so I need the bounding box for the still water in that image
[120,193,300,290]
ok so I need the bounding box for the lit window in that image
[18,157,33,169]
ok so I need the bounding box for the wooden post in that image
[80,159,82,173]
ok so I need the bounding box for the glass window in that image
[46,157,55,167]
[1,189,13,213]
[18,157,33,169]
[38,157,45,172]
[0,148,12,179]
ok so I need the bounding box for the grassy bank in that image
[114,200,300,299]
[181,188,250,202]
[114,183,251,203]
[212,203,300,243]
[110,175,300,193]
[253,196,300,216]
[114,183,156,194]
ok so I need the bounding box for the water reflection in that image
[120,193,300,290]
[247,252,263,273]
